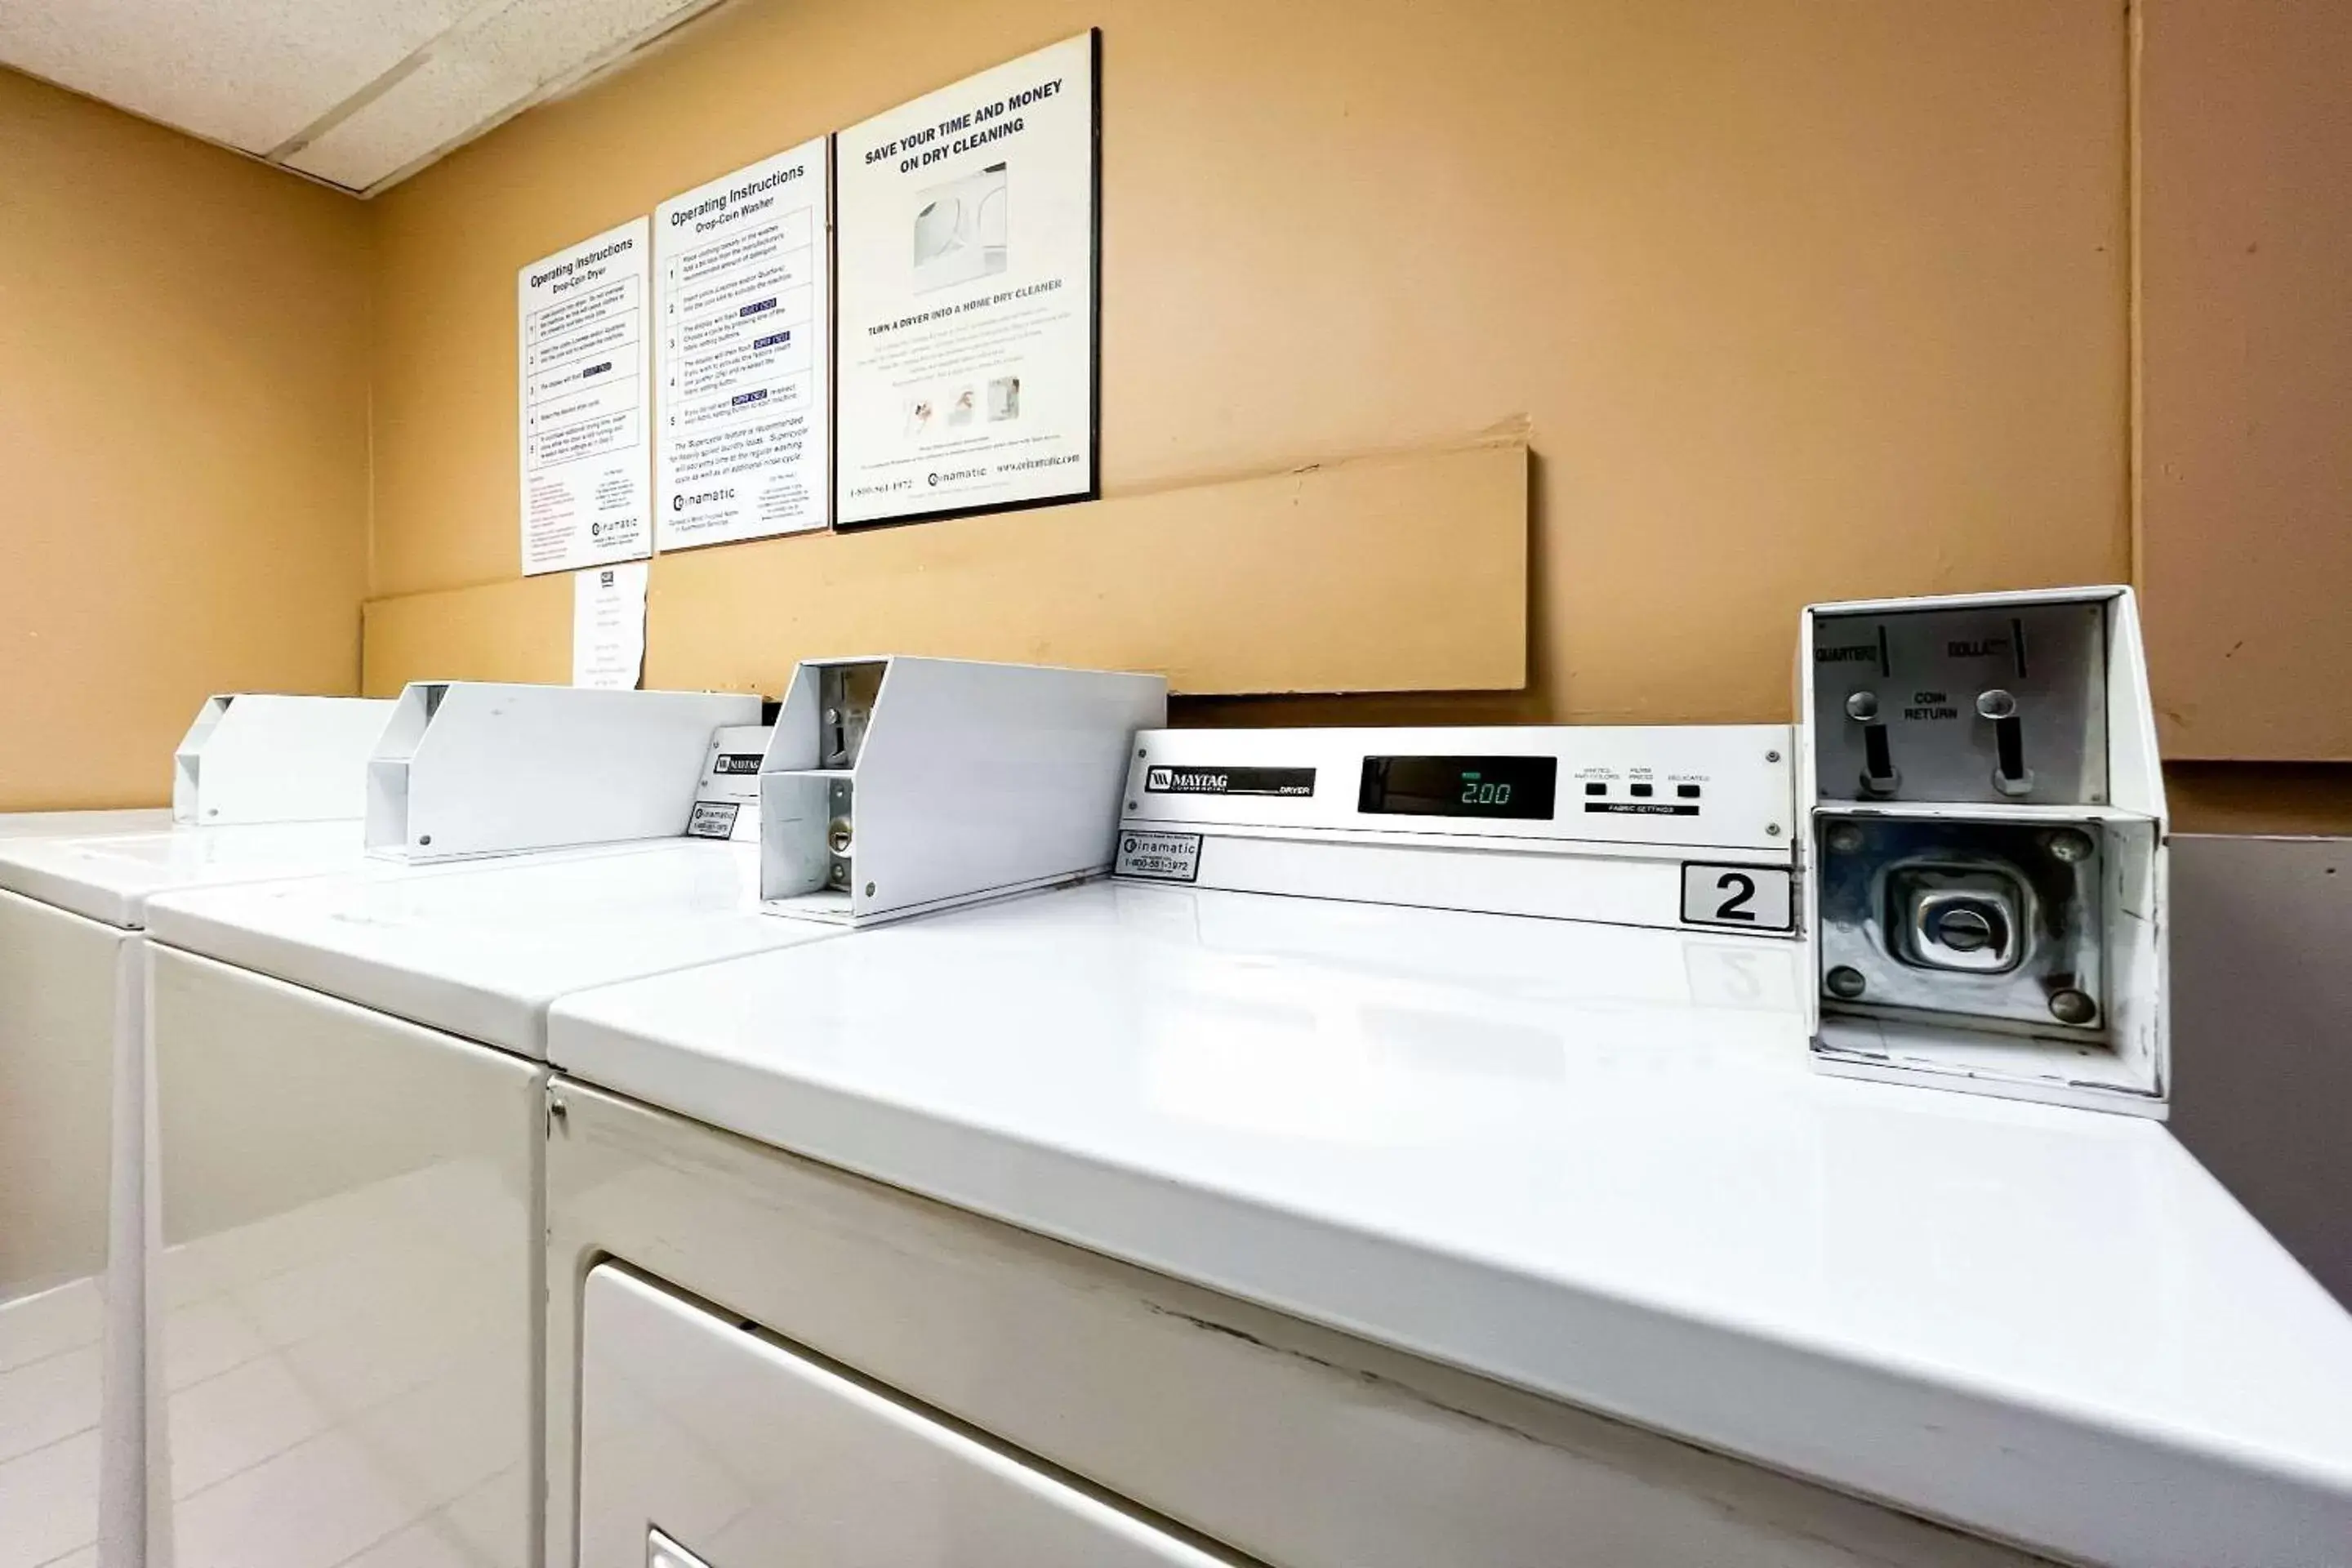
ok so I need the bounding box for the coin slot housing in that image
[758,656,1167,927]
[1799,588,2168,1116]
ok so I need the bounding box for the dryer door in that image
[578,1264,1234,1568]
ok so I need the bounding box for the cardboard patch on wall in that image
[361,436,1527,699]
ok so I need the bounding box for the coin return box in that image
[173,693,395,825]
[759,656,1167,928]
[1799,588,2168,1116]
[760,663,881,911]
[364,682,760,862]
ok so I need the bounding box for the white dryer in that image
[139,838,844,1568]
[1,821,382,1568]
[136,656,1165,1568]
[0,684,742,1568]
[541,728,2352,1568]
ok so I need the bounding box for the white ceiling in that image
[0,0,727,195]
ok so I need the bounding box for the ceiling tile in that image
[284,0,717,192]
[0,0,479,155]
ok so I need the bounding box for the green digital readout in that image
[1356,755,1557,820]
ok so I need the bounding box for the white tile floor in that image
[0,1160,524,1568]
[160,1161,525,1568]
[0,1277,105,1568]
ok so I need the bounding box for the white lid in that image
[145,840,843,1058]
[549,879,2352,1568]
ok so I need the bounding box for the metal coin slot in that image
[1891,866,2027,974]
[818,662,884,768]
[1860,721,1900,796]
[1845,689,1901,797]
[1979,688,2034,797]
[825,779,853,890]
[1815,814,2105,1036]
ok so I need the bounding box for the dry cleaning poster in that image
[834,31,1098,526]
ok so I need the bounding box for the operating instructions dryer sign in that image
[519,218,653,575]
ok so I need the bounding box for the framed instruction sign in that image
[654,137,832,549]
[834,30,1099,527]
[519,217,653,574]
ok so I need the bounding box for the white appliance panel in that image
[0,822,368,929]
[151,947,542,1568]
[547,880,2352,1568]
[0,809,174,840]
[0,822,380,1568]
[172,695,392,826]
[0,893,136,1568]
[143,840,835,1058]
[546,1083,2050,1568]
[578,1265,1226,1568]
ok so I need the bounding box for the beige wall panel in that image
[360,442,1527,698]
[2139,0,2352,760]
[2165,763,2352,838]
[647,441,1526,697]
[360,573,572,696]
[368,0,2130,727]
[0,71,371,810]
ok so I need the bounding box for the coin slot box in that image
[363,682,759,862]
[758,656,1166,927]
[1799,588,2168,1116]
[760,662,884,911]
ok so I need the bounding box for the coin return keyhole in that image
[1932,903,1998,954]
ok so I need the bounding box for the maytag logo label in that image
[1143,765,1315,797]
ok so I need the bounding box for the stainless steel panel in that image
[2171,835,2352,1307]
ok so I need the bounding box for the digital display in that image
[1357,755,1557,820]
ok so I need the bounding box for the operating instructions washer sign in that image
[1143,766,1316,797]
[1116,830,1200,883]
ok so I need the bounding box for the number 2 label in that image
[1679,862,1794,931]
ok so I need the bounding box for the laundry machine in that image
[541,719,2352,1568]
[0,693,393,1568]
[0,683,745,1568]
[139,656,1164,1568]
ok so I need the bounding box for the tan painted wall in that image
[0,70,372,811]
[369,0,2131,726]
[2140,0,2352,763]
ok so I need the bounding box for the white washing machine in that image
[136,655,1165,1568]
[0,821,385,1568]
[138,838,845,1568]
[540,730,2352,1568]
[0,684,746,1568]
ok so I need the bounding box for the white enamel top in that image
[0,822,368,928]
[144,840,843,1058]
[550,880,2352,1568]
[0,808,174,840]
